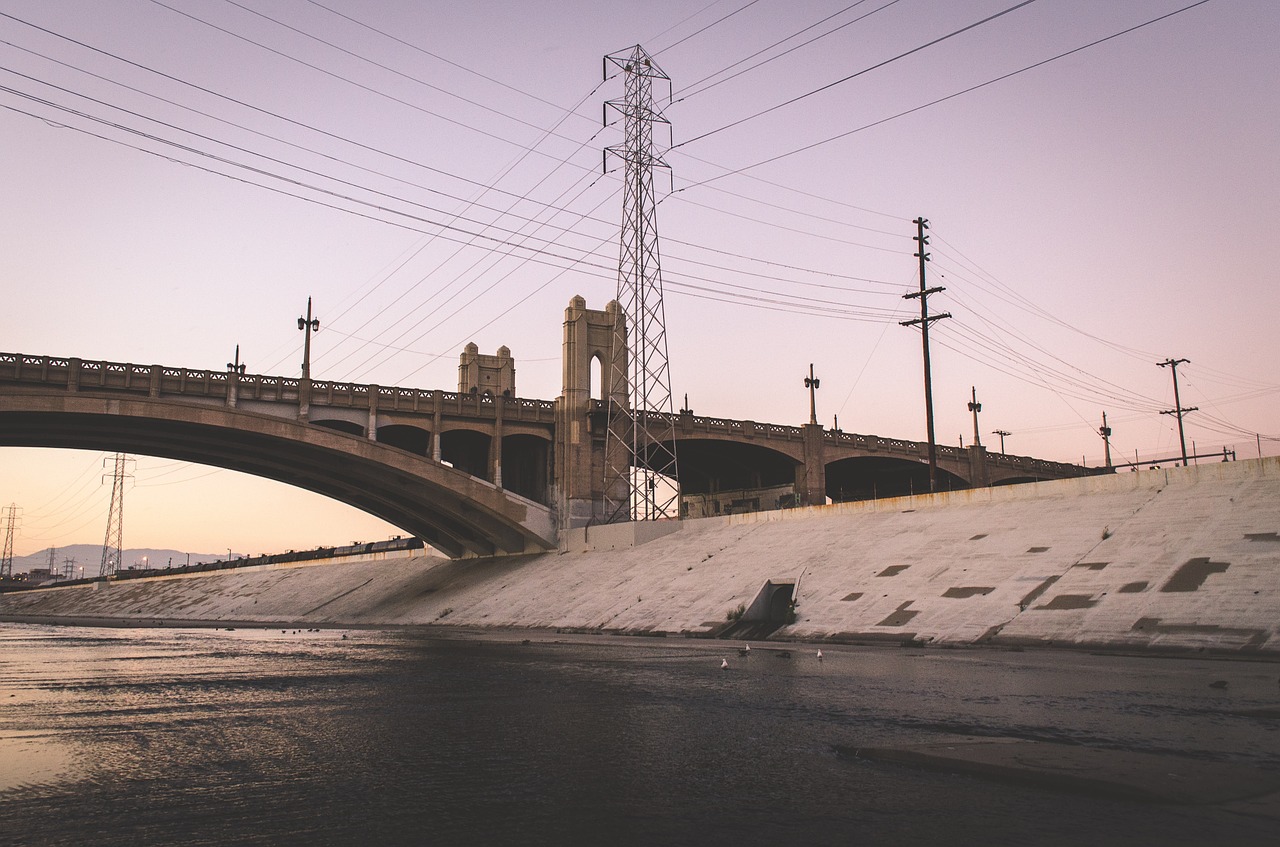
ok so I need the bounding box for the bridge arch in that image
[0,392,554,558]
[665,437,801,495]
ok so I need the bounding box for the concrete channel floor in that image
[840,739,1280,816]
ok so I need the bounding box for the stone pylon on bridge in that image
[555,296,628,529]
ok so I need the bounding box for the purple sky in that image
[2,0,1276,557]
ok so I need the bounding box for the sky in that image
[1,0,1276,558]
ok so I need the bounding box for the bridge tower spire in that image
[99,453,130,577]
[600,44,680,522]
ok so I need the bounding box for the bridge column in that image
[148,365,161,398]
[491,394,504,489]
[797,423,826,506]
[367,385,379,441]
[432,390,443,461]
[298,378,311,422]
[67,358,80,393]
[967,444,991,488]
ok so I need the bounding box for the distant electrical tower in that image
[600,45,680,522]
[0,503,19,579]
[99,453,132,577]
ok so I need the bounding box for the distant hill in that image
[8,545,222,577]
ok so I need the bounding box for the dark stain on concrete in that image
[877,565,910,577]
[1035,594,1097,611]
[1118,581,1148,593]
[1074,562,1109,571]
[969,533,988,541]
[1131,617,1269,647]
[1017,576,1059,610]
[841,592,863,602]
[1161,557,1230,593]
[877,601,918,627]
[1027,546,1050,553]
[943,586,995,599]
[1245,532,1280,542]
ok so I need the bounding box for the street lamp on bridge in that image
[298,298,320,380]
[804,364,820,426]
[992,429,1010,454]
[967,386,982,448]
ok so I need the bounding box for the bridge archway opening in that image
[825,456,968,502]
[440,429,491,481]
[377,424,431,456]
[992,475,1044,486]
[501,434,550,504]
[590,354,604,401]
[668,438,799,495]
[314,419,365,438]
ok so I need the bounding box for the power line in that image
[673,0,904,102]
[673,0,1040,149]
[671,0,1215,191]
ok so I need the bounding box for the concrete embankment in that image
[3,457,1278,655]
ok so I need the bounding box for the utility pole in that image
[967,386,982,448]
[992,429,1010,454]
[805,364,820,425]
[1158,358,1196,466]
[901,217,950,492]
[1099,411,1112,468]
[99,453,130,577]
[0,504,18,580]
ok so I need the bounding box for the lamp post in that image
[967,386,982,448]
[804,364,820,426]
[298,298,320,380]
[227,344,246,375]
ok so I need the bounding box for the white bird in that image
[816,649,824,661]
[721,658,729,670]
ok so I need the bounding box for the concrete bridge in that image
[0,298,1098,556]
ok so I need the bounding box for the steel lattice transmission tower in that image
[0,503,19,580]
[601,45,680,522]
[99,453,129,577]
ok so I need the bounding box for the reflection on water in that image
[1,623,1277,845]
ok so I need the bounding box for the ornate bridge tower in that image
[554,296,628,529]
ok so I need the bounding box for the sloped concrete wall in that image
[2,458,1277,655]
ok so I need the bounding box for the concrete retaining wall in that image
[3,458,1277,655]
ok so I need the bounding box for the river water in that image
[1,623,1278,845]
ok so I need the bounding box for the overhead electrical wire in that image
[671,0,1215,191]
[672,0,1041,150]
[672,0,904,102]
[652,0,766,57]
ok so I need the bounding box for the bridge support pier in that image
[967,444,991,488]
[797,422,827,507]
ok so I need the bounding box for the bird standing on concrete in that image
[816,649,823,661]
[721,658,729,670]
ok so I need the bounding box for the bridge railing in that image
[0,352,557,423]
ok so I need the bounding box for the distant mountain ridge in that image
[8,545,223,576]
